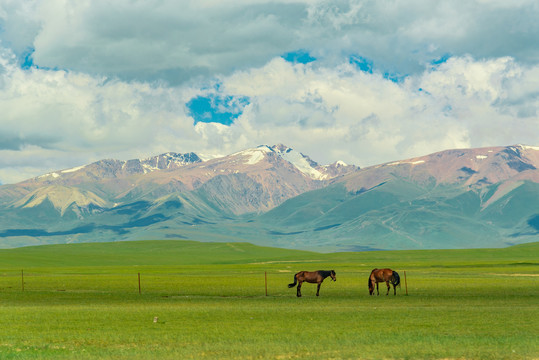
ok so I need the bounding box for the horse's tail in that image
[288,273,298,288]
[392,271,401,287]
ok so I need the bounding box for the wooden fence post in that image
[404,270,408,296]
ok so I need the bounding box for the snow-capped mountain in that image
[0,144,537,251]
[229,144,356,181]
[31,152,203,184]
[338,144,539,199]
[255,144,539,251]
[22,145,353,186]
[1,144,358,217]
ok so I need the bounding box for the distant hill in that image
[0,144,537,251]
[0,239,537,268]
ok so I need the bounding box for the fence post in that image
[404,270,408,296]
[21,270,24,292]
[138,272,141,295]
[265,271,268,296]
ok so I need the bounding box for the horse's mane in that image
[319,270,334,278]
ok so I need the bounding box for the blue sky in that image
[282,50,317,65]
[187,94,250,126]
[0,0,538,184]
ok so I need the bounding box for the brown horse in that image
[288,270,336,297]
[368,268,400,296]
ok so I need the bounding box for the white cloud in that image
[2,0,538,82]
[212,56,538,167]
[0,1,537,184]
[0,48,204,183]
[1,45,538,184]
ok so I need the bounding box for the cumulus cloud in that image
[2,0,538,82]
[0,0,538,184]
[204,56,539,166]
[0,48,202,183]
[2,0,306,84]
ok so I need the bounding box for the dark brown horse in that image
[368,268,400,296]
[288,270,336,297]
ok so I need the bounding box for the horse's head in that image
[368,276,374,295]
[330,270,336,281]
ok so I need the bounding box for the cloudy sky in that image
[0,0,538,184]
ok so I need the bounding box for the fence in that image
[1,269,408,297]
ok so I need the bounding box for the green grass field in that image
[0,240,538,359]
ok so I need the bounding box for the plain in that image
[0,240,538,359]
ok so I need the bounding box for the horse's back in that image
[298,270,322,283]
[294,271,309,281]
[371,268,393,281]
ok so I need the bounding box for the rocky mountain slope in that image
[0,144,356,215]
[252,145,539,251]
[0,144,537,251]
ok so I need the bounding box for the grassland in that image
[0,240,538,359]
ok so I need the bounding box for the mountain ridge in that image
[0,144,537,251]
[0,144,358,218]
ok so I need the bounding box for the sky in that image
[0,0,538,184]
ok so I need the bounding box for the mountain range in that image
[0,144,538,251]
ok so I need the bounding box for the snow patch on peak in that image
[198,153,224,161]
[62,165,86,173]
[277,147,327,180]
[387,160,425,166]
[235,144,326,179]
[236,146,273,165]
[142,163,159,173]
[138,152,202,172]
[518,144,539,151]
[39,172,60,179]
[245,150,266,165]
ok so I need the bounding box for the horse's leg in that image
[393,283,396,296]
[316,283,321,296]
[376,282,379,295]
[297,281,302,297]
[386,281,390,295]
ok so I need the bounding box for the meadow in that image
[0,240,537,359]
